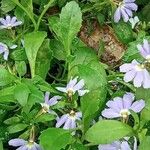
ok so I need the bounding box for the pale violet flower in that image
[56,110,82,129]
[0,42,17,60]
[98,137,137,150]
[40,92,61,114]
[9,138,42,150]
[120,59,150,88]
[98,141,131,150]
[101,93,145,119]
[129,16,140,29]
[56,77,89,97]
[114,0,138,23]
[0,15,22,29]
[137,39,150,60]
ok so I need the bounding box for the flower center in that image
[69,110,76,119]
[41,103,49,113]
[27,141,34,148]
[120,109,130,118]
[67,89,73,97]
[135,64,145,71]
[146,55,150,60]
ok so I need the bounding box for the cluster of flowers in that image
[120,39,150,88]
[9,77,89,150]
[0,15,22,60]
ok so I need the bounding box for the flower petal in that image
[78,89,89,96]
[133,71,143,87]
[56,87,67,93]
[121,8,129,22]
[143,39,150,54]
[73,79,85,91]
[143,69,150,88]
[67,76,78,89]
[123,92,134,109]
[137,44,147,58]
[101,108,120,118]
[121,141,131,150]
[44,92,50,104]
[9,138,26,147]
[120,63,134,72]
[130,100,145,112]
[114,8,121,23]
[124,3,138,11]
[56,114,69,128]
[48,96,61,106]
[63,118,72,129]
[124,69,136,82]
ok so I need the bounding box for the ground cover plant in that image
[0,0,150,149]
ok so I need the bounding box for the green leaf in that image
[0,140,3,150]
[15,61,27,76]
[71,143,87,150]
[50,39,66,60]
[136,88,150,101]
[4,116,20,125]
[0,67,15,87]
[49,1,82,55]
[7,123,28,134]
[35,113,55,123]
[0,86,16,103]
[35,39,52,79]
[113,21,133,44]
[10,48,27,61]
[1,0,16,13]
[14,83,30,106]
[139,136,150,150]
[40,128,73,150]
[24,31,47,78]
[141,3,150,22]
[85,120,134,144]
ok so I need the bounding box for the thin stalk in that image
[36,0,56,31]
[11,0,37,30]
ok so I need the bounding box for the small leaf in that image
[7,123,28,134]
[0,67,15,87]
[15,61,27,76]
[40,128,73,150]
[113,21,133,44]
[85,120,134,144]
[4,116,20,125]
[1,0,16,13]
[14,83,30,106]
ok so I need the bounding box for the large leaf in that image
[0,67,15,87]
[35,39,52,79]
[39,128,73,150]
[24,31,47,78]
[49,1,82,55]
[69,47,107,132]
[85,120,134,144]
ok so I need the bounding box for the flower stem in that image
[35,0,56,31]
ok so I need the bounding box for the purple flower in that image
[9,138,42,150]
[120,59,150,88]
[101,92,145,119]
[114,0,138,23]
[137,39,150,60]
[56,110,82,129]
[0,15,22,29]
[56,76,89,97]
[98,141,131,150]
[0,42,17,60]
[40,92,61,114]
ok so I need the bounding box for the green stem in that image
[11,0,36,30]
[36,0,56,31]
